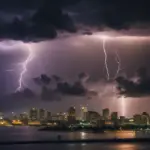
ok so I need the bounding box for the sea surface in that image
[0,127,150,150]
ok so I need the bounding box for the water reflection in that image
[115,144,138,150]
[80,132,86,139]
[115,131,136,139]
[68,143,140,150]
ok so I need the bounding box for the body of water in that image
[0,127,150,150]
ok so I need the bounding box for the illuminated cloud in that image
[116,67,150,98]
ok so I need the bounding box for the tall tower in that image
[46,111,51,120]
[29,108,38,121]
[102,108,109,120]
[81,106,88,121]
[67,107,76,124]
[111,112,118,121]
[39,109,46,121]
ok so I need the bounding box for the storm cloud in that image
[0,0,149,41]
[116,67,150,98]
[0,0,77,41]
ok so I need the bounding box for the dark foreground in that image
[1,143,150,150]
[1,138,150,145]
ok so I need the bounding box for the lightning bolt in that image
[101,36,124,115]
[102,38,110,80]
[114,50,121,78]
[112,50,121,95]
[16,44,34,91]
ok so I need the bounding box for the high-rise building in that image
[81,106,88,121]
[141,113,149,125]
[12,112,18,120]
[102,108,109,120]
[46,111,51,120]
[20,112,28,120]
[29,108,38,121]
[134,114,141,125]
[57,112,65,121]
[120,116,125,124]
[39,109,46,120]
[20,112,28,125]
[68,107,76,123]
[68,107,76,117]
[111,112,118,121]
[87,111,101,126]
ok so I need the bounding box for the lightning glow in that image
[16,44,34,91]
[100,35,125,115]
[121,96,125,116]
[102,37,110,80]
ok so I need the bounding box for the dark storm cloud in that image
[0,0,150,41]
[0,0,40,12]
[0,0,79,12]
[40,81,97,101]
[116,67,150,97]
[10,88,35,100]
[33,74,51,86]
[0,0,77,41]
[33,73,97,101]
[69,0,150,30]
[57,81,86,96]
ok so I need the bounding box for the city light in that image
[0,106,149,130]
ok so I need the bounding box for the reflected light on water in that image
[115,144,138,150]
[115,131,136,139]
[81,132,86,138]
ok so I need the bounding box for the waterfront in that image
[1,127,150,141]
[1,127,150,149]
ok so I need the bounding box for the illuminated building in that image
[47,122,58,127]
[87,111,101,127]
[104,120,113,126]
[141,114,149,125]
[20,112,28,125]
[111,112,118,121]
[63,113,68,121]
[46,111,51,120]
[20,112,28,120]
[120,116,125,124]
[102,108,109,120]
[57,112,65,121]
[51,115,59,121]
[68,107,76,124]
[68,107,76,117]
[80,106,88,121]
[87,111,101,122]
[29,108,38,121]
[134,114,141,125]
[39,109,46,120]
[12,120,23,125]
[12,112,17,120]
[28,121,41,126]
[142,112,150,125]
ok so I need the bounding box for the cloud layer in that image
[0,0,150,41]
[116,67,150,97]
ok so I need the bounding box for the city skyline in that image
[1,105,150,128]
[2,106,150,120]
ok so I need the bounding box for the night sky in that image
[0,0,150,117]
